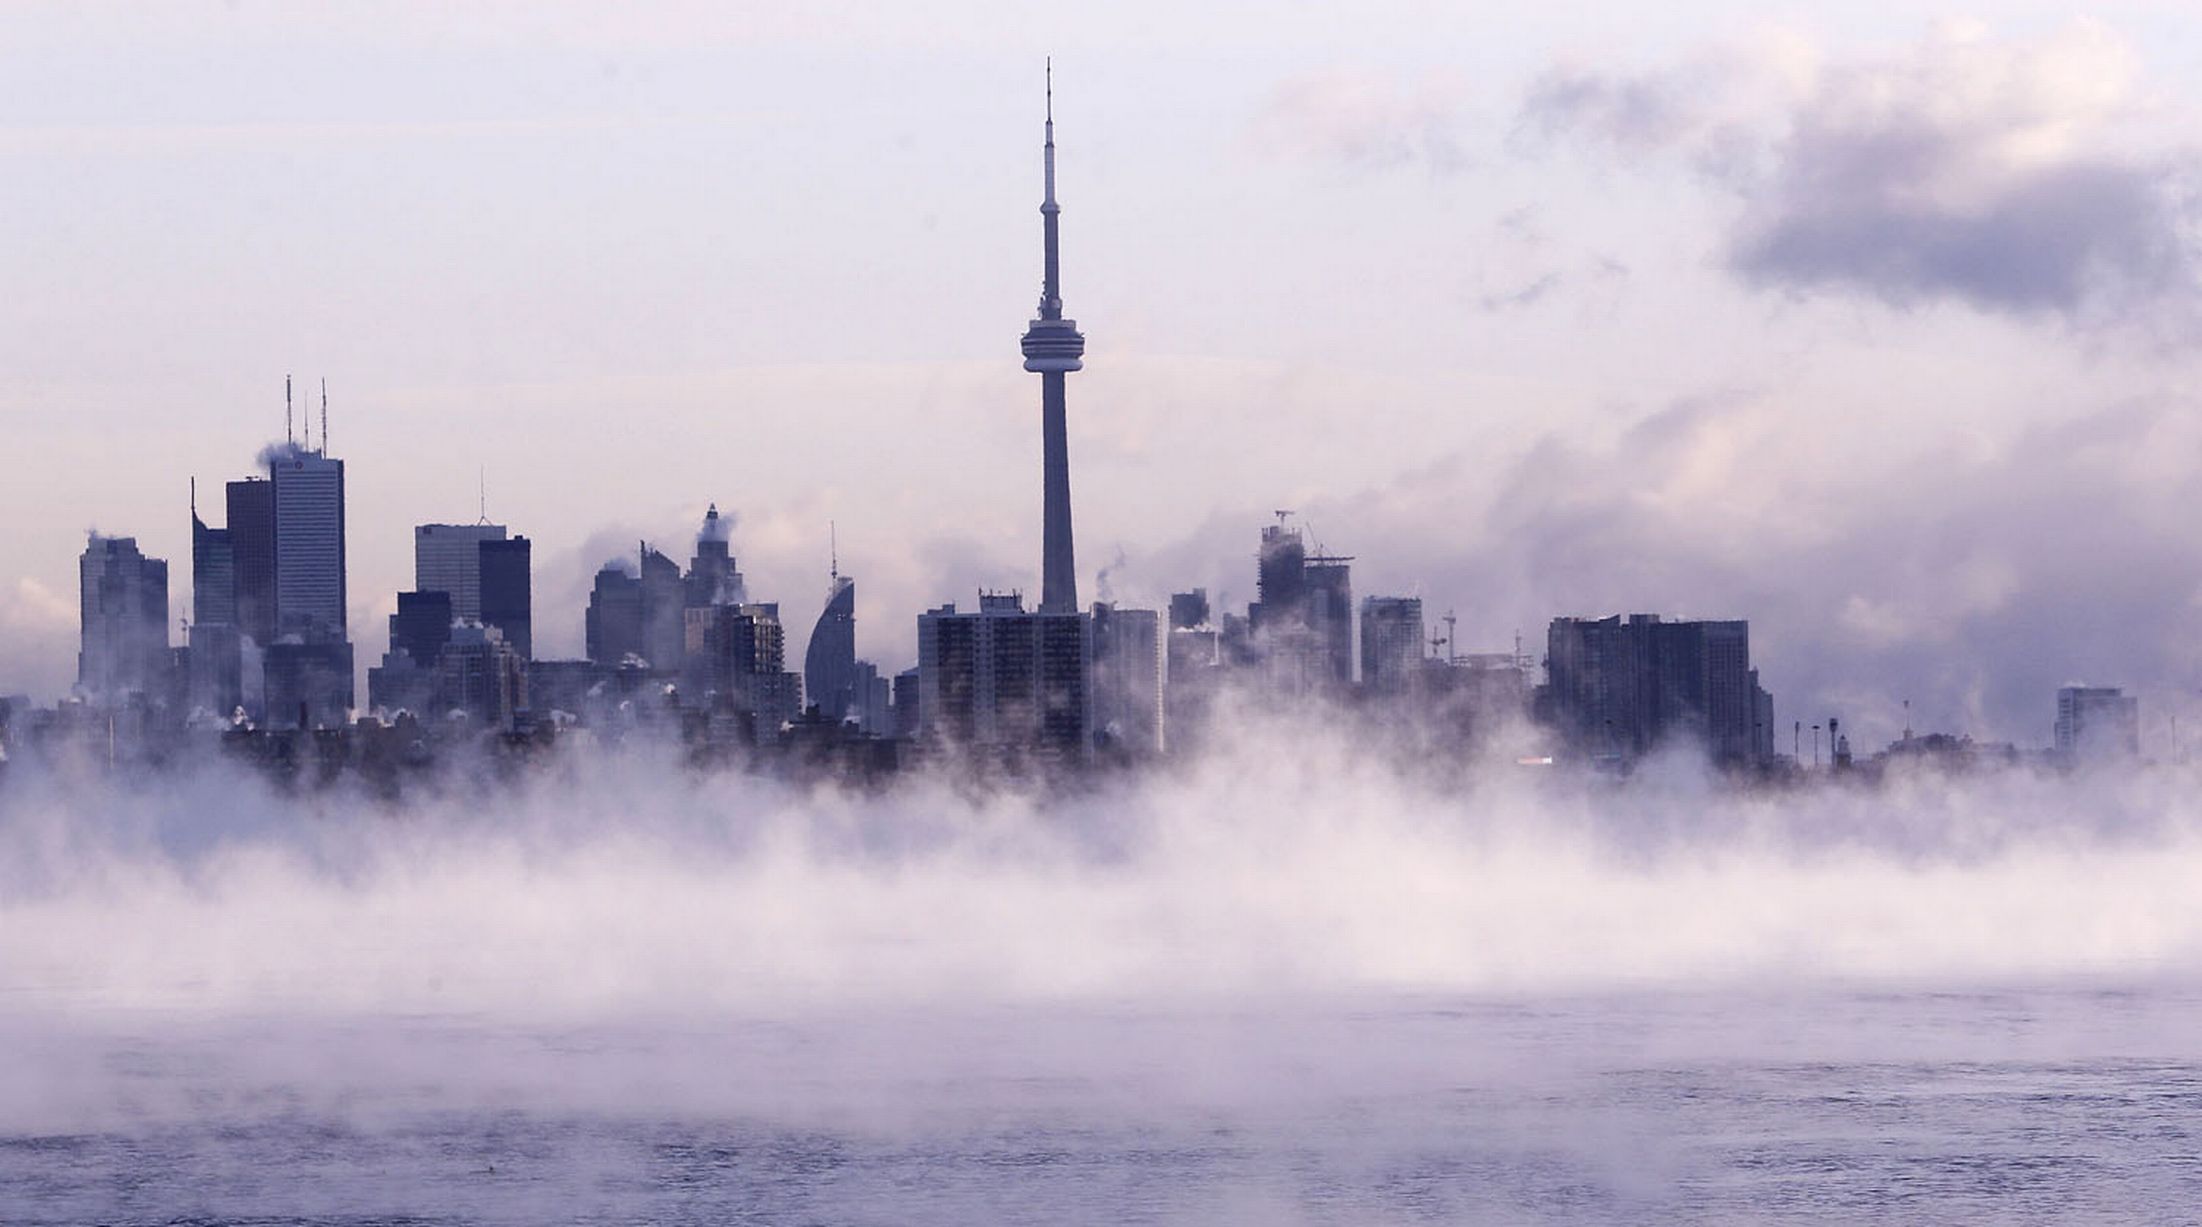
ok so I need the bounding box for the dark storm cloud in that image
[1731,94,2197,321]
[1519,25,2202,329]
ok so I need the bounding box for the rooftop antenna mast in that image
[189,476,197,519]
[285,375,294,446]
[478,466,489,525]
[830,520,839,581]
[319,378,329,454]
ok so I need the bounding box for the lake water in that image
[6,986,2201,1224]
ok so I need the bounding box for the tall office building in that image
[805,571,858,723]
[270,447,347,639]
[78,534,170,705]
[1020,65,1086,615]
[1543,614,1771,767]
[917,593,1089,757]
[1090,602,1164,755]
[1360,596,1425,699]
[479,536,532,660]
[585,563,644,666]
[413,523,506,621]
[640,546,685,672]
[2055,686,2139,760]
[188,495,246,716]
[225,477,277,646]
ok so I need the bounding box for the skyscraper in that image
[804,570,858,724]
[585,562,644,666]
[1020,63,1085,615]
[478,536,532,660]
[413,523,506,621]
[189,496,244,716]
[225,477,276,646]
[78,534,170,705]
[270,446,346,640]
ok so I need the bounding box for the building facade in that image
[78,534,170,705]
[917,594,1090,758]
[1543,614,1771,768]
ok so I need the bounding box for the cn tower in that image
[1020,60,1085,615]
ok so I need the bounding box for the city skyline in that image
[5,6,2202,749]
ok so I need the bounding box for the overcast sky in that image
[4,1,2201,749]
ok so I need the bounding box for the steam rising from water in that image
[5,718,2200,1021]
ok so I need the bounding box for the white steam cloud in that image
[5,715,2202,1023]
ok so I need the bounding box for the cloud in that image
[1520,23,2202,331]
[0,577,77,702]
[1250,68,1469,174]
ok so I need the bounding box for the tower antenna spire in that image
[830,520,839,581]
[286,374,294,446]
[319,378,328,453]
[478,466,488,524]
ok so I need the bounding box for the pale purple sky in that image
[4,2,2201,749]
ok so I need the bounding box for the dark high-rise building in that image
[1168,589,1210,631]
[585,563,643,666]
[804,571,858,724]
[388,590,455,672]
[191,504,236,631]
[1020,65,1086,615]
[263,638,353,729]
[1543,614,1770,767]
[189,496,245,716]
[78,534,170,705]
[479,536,532,660]
[225,477,277,646]
[917,593,1089,757]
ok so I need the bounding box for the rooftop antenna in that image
[830,520,839,581]
[319,378,329,454]
[286,375,294,446]
[189,476,197,519]
[477,466,489,525]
